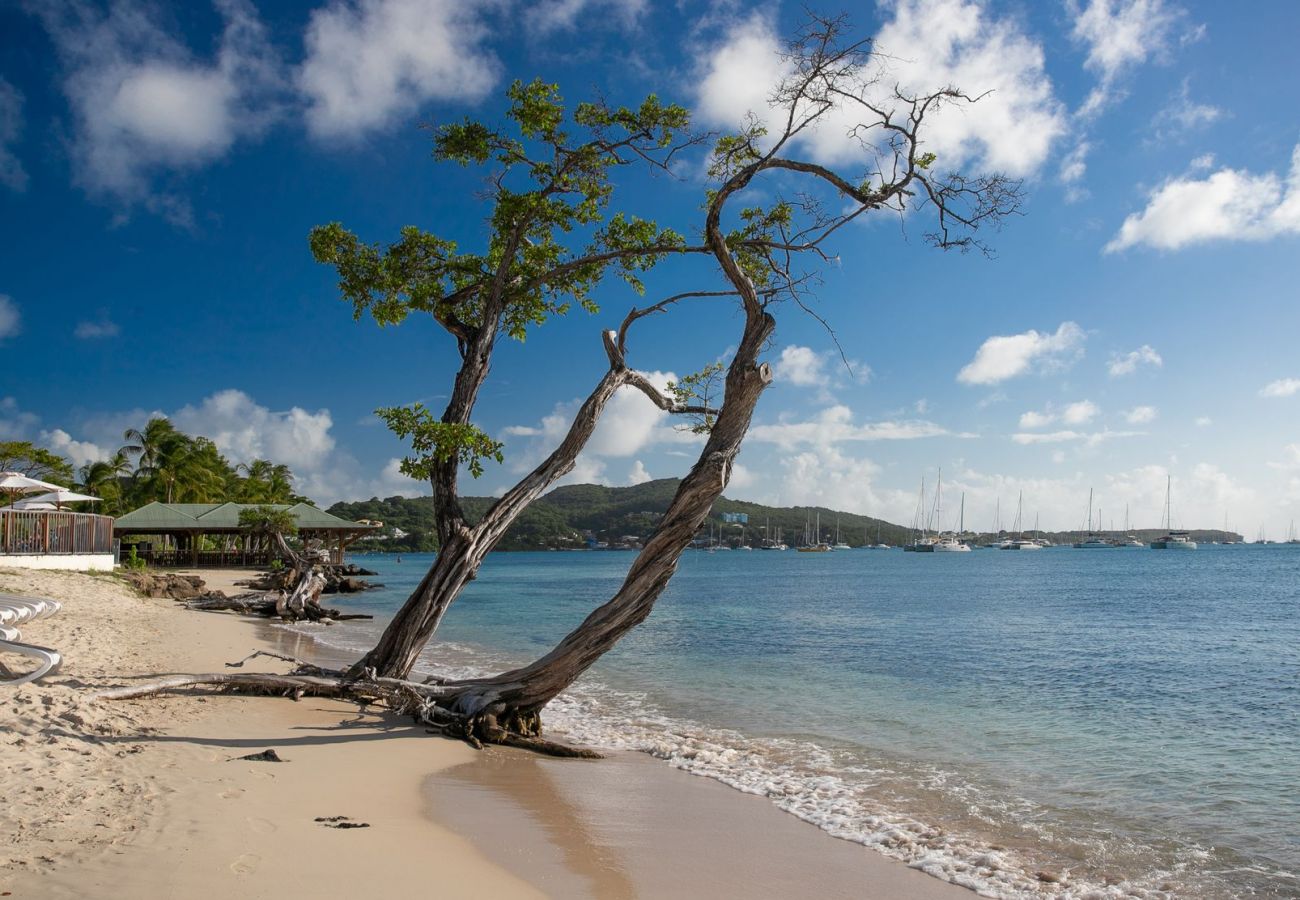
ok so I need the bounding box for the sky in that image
[2,0,1299,537]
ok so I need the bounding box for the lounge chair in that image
[0,638,62,686]
[0,594,63,685]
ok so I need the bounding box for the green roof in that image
[114,502,377,533]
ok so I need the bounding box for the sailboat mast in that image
[959,492,965,534]
[1087,488,1094,532]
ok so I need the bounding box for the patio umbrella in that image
[12,500,58,510]
[21,489,101,510]
[0,472,66,508]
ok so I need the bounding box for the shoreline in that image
[2,566,971,898]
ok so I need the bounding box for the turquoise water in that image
[296,545,1300,898]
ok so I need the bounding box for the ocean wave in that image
[276,619,1191,899]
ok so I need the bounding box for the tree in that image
[0,441,73,483]
[106,15,1022,755]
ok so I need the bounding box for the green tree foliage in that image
[310,78,702,487]
[0,440,74,483]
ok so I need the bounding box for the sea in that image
[281,544,1300,898]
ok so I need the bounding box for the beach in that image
[0,566,970,899]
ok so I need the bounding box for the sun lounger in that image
[0,638,62,686]
[0,594,63,685]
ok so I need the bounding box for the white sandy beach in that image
[0,567,971,899]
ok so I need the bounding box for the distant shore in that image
[1,566,970,899]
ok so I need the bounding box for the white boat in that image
[1000,492,1041,550]
[832,517,851,551]
[930,477,971,552]
[1150,476,1197,550]
[798,511,832,552]
[1074,488,1115,549]
[1118,505,1144,546]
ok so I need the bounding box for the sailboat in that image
[798,511,831,552]
[1000,491,1041,550]
[1118,504,1144,547]
[931,474,971,553]
[905,477,934,551]
[1150,476,1196,549]
[1074,489,1114,548]
[833,516,851,551]
[1286,520,1299,545]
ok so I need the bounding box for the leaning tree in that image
[103,15,1021,755]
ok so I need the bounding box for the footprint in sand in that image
[247,817,277,835]
[230,853,260,875]
[219,788,243,800]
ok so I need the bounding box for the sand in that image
[0,567,972,899]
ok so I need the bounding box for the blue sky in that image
[2,0,1299,536]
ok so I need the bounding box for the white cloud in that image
[171,389,335,472]
[626,459,652,486]
[0,77,28,191]
[0,295,19,340]
[1019,409,1055,429]
[773,345,828,388]
[39,428,107,469]
[1062,400,1100,425]
[1108,344,1162,376]
[1194,416,1212,427]
[748,405,960,450]
[1124,405,1157,424]
[1106,145,1300,252]
[957,321,1085,385]
[1011,428,1140,447]
[74,316,121,340]
[1069,0,1183,115]
[1059,140,1090,202]
[1260,378,1300,398]
[1152,78,1223,140]
[32,0,284,222]
[693,0,1067,178]
[525,0,646,34]
[299,0,501,140]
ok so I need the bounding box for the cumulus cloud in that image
[1106,145,1300,252]
[1018,399,1099,429]
[74,315,121,340]
[0,77,28,191]
[748,405,960,450]
[1260,378,1300,398]
[1124,405,1157,424]
[626,459,652,485]
[39,428,107,469]
[693,0,1067,178]
[773,345,830,388]
[299,0,500,140]
[31,0,284,223]
[957,321,1085,385]
[0,295,19,340]
[171,389,336,472]
[1069,0,1185,115]
[525,0,646,33]
[1108,344,1162,376]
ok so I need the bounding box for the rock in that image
[120,571,207,601]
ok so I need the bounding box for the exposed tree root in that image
[184,592,373,622]
[90,659,602,759]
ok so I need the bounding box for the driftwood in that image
[91,654,601,759]
[184,591,373,622]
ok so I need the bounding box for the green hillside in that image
[327,478,912,552]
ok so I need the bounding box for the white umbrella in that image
[12,500,58,510]
[22,489,101,510]
[0,472,67,508]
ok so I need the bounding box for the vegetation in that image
[6,419,310,517]
[329,479,914,551]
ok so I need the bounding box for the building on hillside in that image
[113,502,378,567]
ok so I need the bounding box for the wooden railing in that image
[0,510,116,556]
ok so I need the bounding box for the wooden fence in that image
[0,510,116,556]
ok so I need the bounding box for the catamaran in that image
[1074,489,1114,548]
[1118,504,1144,547]
[1000,491,1041,550]
[833,516,851,551]
[931,475,971,553]
[1150,476,1197,550]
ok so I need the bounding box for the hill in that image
[327,478,911,552]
